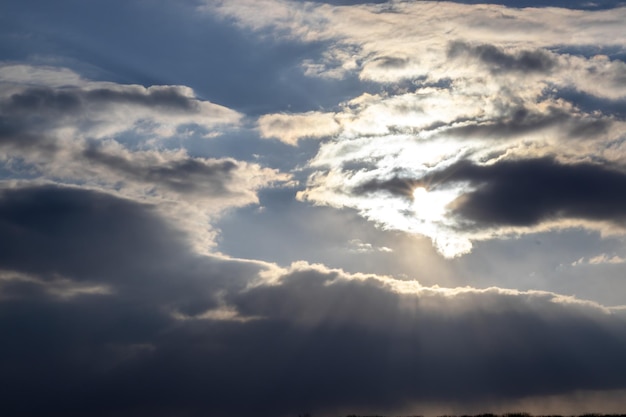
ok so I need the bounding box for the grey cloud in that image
[428,157,626,227]
[4,87,82,114]
[353,175,419,198]
[1,86,201,117]
[84,87,199,110]
[443,105,611,141]
[228,269,626,404]
[303,0,388,4]
[370,56,410,69]
[0,184,189,280]
[554,88,626,120]
[2,184,626,417]
[0,82,238,155]
[0,184,255,315]
[448,41,557,74]
[82,143,240,195]
[442,0,626,10]
[0,116,59,153]
[0,71,290,256]
[0,78,281,216]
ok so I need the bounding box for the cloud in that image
[427,157,626,227]
[207,1,626,91]
[441,104,613,142]
[448,41,558,74]
[573,254,626,266]
[2,3,626,416]
[0,66,242,140]
[442,0,626,10]
[347,238,393,253]
[313,155,626,257]
[1,184,626,417]
[257,111,340,145]
[0,65,290,250]
[209,0,626,256]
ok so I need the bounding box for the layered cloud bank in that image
[1,184,626,417]
[207,0,626,256]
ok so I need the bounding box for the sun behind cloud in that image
[412,186,449,221]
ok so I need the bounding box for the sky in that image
[1,1,626,416]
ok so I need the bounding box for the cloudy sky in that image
[1,1,626,416]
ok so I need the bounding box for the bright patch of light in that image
[412,187,448,221]
[408,186,473,258]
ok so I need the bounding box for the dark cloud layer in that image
[0,84,225,153]
[442,106,611,141]
[443,0,626,10]
[448,42,557,74]
[1,185,626,417]
[429,157,626,227]
[0,185,189,280]
[353,175,420,198]
[3,86,200,114]
[81,143,240,195]
[555,89,626,120]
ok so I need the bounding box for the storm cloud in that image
[2,184,626,417]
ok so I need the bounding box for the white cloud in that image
[222,1,626,257]
[257,111,340,145]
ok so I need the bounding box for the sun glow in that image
[412,187,450,221]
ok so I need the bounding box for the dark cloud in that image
[442,105,611,141]
[448,41,557,74]
[442,0,626,10]
[1,86,204,119]
[554,88,626,120]
[370,56,410,69]
[550,45,626,62]
[428,157,626,227]
[303,0,388,4]
[1,184,626,417]
[353,175,419,198]
[228,270,626,404]
[82,143,240,195]
[0,84,224,156]
[0,184,189,279]
[0,83,265,202]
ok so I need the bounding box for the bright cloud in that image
[258,111,340,145]
[208,0,626,256]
